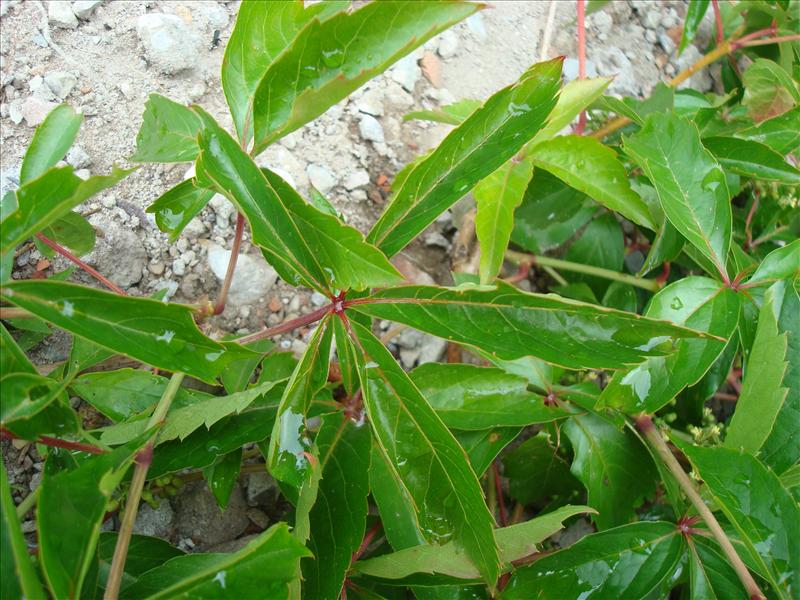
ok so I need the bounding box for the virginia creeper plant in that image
[1,1,799,599]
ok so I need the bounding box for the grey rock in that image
[48,0,78,29]
[183,217,206,239]
[31,33,48,48]
[66,145,91,169]
[21,96,58,127]
[246,508,270,528]
[675,46,713,91]
[175,481,249,548]
[436,30,459,58]
[306,163,338,195]
[563,57,597,81]
[396,329,446,368]
[424,231,450,250]
[641,9,661,30]
[44,71,78,99]
[246,471,278,507]
[358,114,385,143]
[0,164,20,198]
[72,0,103,19]
[343,169,370,191]
[136,13,201,74]
[590,10,613,34]
[466,13,486,40]
[185,0,228,31]
[172,258,186,276]
[8,99,24,124]
[86,216,147,288]
[30,76,56,102]
[205,533,260,554]
[658,32,676,56]
[594,47,638,97]
[209,193,235,228]
[310,291,328,307]
[133,501,174,538]
[390,54,421,92]
[355,88,384,116]
[207,243,278,305]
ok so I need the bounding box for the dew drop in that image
[321,48,344,68]
[61,300,75,317]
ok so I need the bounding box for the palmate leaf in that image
[599,277,739,414]
[1,280,253,384]
[251,0,480,153]
[676,443,800,598]
[192,108,402,294]
[353,505,594,582]
[351,320,500,587]
[20,103,83,183]
[624,113,732,278]
[502,522,685,599]
[118,524,310,600]
[368,58,563,257]
[303,412,371,600]
[351,282,711,371]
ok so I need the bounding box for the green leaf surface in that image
[501,521,684,599]
[252,1,480,152]
[679,0,710,53]
[404,100,482,125]
[510,169,596,254]
[1,280,252,384]
[369,58,563,256]
[221,0,347,142]
[131,94,202,163]
[475,157,534,283]
[564,411,657,530]
[119,523,311,600]
[702,136,800,184]
[735,106,800,154]
[354,505,593,581]
[1,165,130,255]
[193,109,401,293]
[503,433,580,506]
[725,286,789,455]
[304,412,371,600]
[747,239,800,286]
[352,320,500,586]
[530,77,612,145]
[677,443,800,598]
[410,363,568,430]
[531,135,655,230]
[599,277,739,414]
[38,440,142,599]
[564,213,624,297]
[456,427,522,477]
[0,322,37,375]
[146,179,215,242]
[352,282,710,371]
[1,460,46,600]
[624,113,731,277]
[0,372,65,426]
[687,536,749,600]
[742,58,799,124]
[20,104,83,183]
[268,320,332,487]
[97,533,184,588]
[42,210,96,257]
[205,449,242,510]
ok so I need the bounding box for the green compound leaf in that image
[131,94,203,163]
[251,1,480,152]
[369,58,563,256]
[624,113,731,278]
[502,522,684,599]
[1,280,253,385]
[352,320,500,588]
[351,282,711,371]
[20,103,83,184]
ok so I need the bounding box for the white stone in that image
[306,163,338,195]
[8,99,23,124]
[310,291,328,307]
[355,88,384,116]
[390,54,421,92]
[21,97,58,127]
[72,0,103,19]
[66,145,91,169]
[466,13,486,40]
[209,193,235,228]
[136,13,201,75]
[48,0,78,29]
[358,114,385,143]
[207,244,278,305]
[172,258,186,276]
[44,71,78,99]
[436,30,459,58]
[343,169,370,191]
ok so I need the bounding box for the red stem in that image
[711,0,724,44]
[493,462,508,527]
[35,233,126,295]
[1,427,106,455]
[575,0,587,135]
[739,34,800,48]
[744,192,759,250]
[353,520,382,562]
[214,213,245,316]
[235,302,334,344]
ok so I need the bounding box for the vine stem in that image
[575,0,587,135]
[505,249,662,292]
[711,0,724,44]
[213,213,245,315]
[0,307,33,319]
[104,372,185,600]
[15,486,40,520]
[0,427,106,455]
[35,233,127,295]
[635,416,765,600]
[236,302,334,345]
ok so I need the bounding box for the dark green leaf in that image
[599,277,739,414]
[1,166,130,254]
[503,433,580,506]
[687,536,749,600]
[638,219,683,276]
[677,443,800,597]
[747,239,800,286]
[42,210,96,257]
[404,100,482,125]
[602,281,638,312]
[0,322,37,375]
[456,427,522,477]
[268,320,333,487]
[1,460,46,600]
[564,213,624,297]
[502,521,684,599]
[146,179,214,242]
[531,135,655,230]
[679,0,710,53]
[333,317,360,397]
[304,412,371,599]
[131,94,203,163]
[352,320,500,586]
[368,58,563,256]
[2,280,253,384]
[702,136,800,184]
[222,0,347,142]
[97,533,184,587]
[410,363,568,429]
[252,1,480,152]
[0,372,65,426]
[38,440,143,599]
[193,108,402,293]
[511,169,596,254]
[352,282,711,371]
[118,523,311,600]
[742,59,799,124]
[205,449,242,510]
[564,411,657,529]
[220,338,273,394]
[20,103,83,183]
[624,113,732,278]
